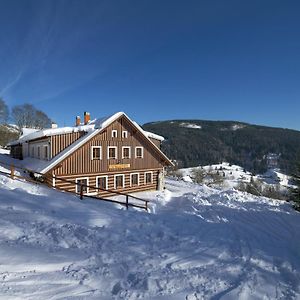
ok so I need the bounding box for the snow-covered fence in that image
[0,161,150,212]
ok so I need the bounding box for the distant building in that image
[8,112,173,197]
[265,153,281,169]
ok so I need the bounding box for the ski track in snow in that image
[0,162,300,299]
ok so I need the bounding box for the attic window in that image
[112,130,117,138]
[122,146,130,159]
[108,146,117,159]
[91,146,102,160]
[122,131,128,138]
[135,146,143,158]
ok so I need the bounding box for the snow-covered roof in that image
[10,112,172,173]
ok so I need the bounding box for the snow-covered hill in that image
[179,162,293,189]
[0,157,300,299]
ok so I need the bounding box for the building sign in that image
[109,163,131,170]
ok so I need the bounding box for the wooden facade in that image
[9,113,172,198]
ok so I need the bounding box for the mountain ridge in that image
[143,119,300,174]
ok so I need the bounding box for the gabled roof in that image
[15,112,173,174]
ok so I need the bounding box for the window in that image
[114,174,125,189]
[145,172,152,184]
[122,131,128,138]
[96,176,108,191]
[44,146,48,160]
[135,147,143,158]
[108,146,117,159]
[112,130,118,138]
[37,146,40,158]
[76,178,89,194]
[131,173,139,186]
[91,146,102,160]
[31,147,34,157]
[122,146,131,159]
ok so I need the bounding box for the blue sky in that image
[1,0,300,129]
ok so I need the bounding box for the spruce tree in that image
[291,161,300,211]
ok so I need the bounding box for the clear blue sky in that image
[0,0,300,129]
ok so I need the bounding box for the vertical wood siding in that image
[50,131,86,158]
[52,116,166,176]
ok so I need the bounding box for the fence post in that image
[10,165,15,180]
[145,201,148,211]
[80,184,84,200]
[126,195,129,210]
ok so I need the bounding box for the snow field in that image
[0,158,299,299]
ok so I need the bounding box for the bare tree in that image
[12,104,52,129]
[0,98,9,124]
[191,168,205,184]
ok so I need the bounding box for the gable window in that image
[112,130,118,138]
[145,172,153,184]
[108,146,117,159]
[44,146,48,160]
[114,174,125,189]
[91,146,102,160]
[76,178,89,194]
[122,131,128,138]
[96,176,108,191]
[135,147,144,158]
[122,146,131,159]
[131,173,139,186]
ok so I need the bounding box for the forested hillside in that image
[143,120,300,174]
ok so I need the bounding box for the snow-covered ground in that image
[180,162,293,189]
[0,156,300,299]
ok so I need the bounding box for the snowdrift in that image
[0,161,300,299]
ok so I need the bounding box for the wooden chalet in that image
[8,112,173,197]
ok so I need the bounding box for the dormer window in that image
[112,130,117,138]
[122,131,128,138]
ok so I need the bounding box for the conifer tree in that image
[291,161,300,211]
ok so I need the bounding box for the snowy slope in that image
[0,160,300,298]
[180,162,293,189]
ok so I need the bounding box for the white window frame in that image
[135,146,144,158]
[130,173,140,187]
[122,131,128,138]
[96,175,108,191]
[91,146,102,160]
[107,146,118,159]
[122,146,131,159]
[75,177,89,194]
[114,174,125,189]
[144,171,153,184]
[44,145,49,160]
[112,130,118,138]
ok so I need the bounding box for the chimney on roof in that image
[84,112,90,125]
[76,116,81,126]
[51,122,58,129]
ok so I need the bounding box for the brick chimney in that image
[84,112,90,125]
[76,116,81,126]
